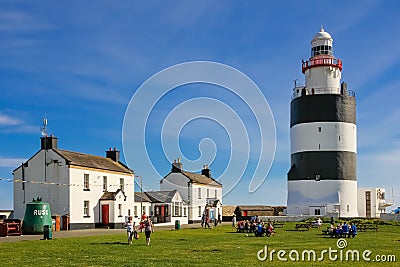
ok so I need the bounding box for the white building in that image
[13,136,135,229]
[135,190,188,225]
[358,188,393,218]
[160,159,222,223]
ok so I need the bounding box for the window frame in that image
[83,200,90,217]
[83,174,90,191]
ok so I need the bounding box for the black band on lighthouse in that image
[291,94,356,127]
[288,151,356,181]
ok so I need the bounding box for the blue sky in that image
[1,1,399,210]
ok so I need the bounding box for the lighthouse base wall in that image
[287,180,358,217]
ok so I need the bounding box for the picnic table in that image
[321,227,348,238]
[357,223,378,232]
[295,223,311,230]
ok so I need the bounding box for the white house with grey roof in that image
[135,190,188,225]
[160,159,222,223]
[13,136,135,229]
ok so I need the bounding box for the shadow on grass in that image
[91,241,129,245]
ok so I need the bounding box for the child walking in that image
[126,216,136,245]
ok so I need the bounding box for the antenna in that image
[41,117,48,137]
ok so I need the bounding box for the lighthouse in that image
[287,28,358,217]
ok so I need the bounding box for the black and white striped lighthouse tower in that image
[287,28,358,217]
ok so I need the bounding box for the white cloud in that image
[0,158,26,167]
[0,113,39,134]
[0,10,55,32]
[0,114,21,126]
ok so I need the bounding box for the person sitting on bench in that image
[342,222,349,237]
[349,223,357,238]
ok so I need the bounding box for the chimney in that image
[201,164,211,178]
[106,147,120,162]
[171,158,183,172]
[40,135,58,150]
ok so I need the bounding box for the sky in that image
[0,0,399,211]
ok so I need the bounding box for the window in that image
[311,45,332,57]
[184,207,187,217]
[174,203,179,217]
[198,206,202,217]
[143,206,146,215]
[120,178,124,191]
[347,205,350,213]
[103,176,107,192]
[314,209,321,215]
[118,204,122,217]
[83,201,90,217]
[207,189,209,198]
[83,174,89,190]
[198,188,201,199]
[318,127,322,132]
[134,206,138,217]
[214,190,217,198]
[128,209,131,216]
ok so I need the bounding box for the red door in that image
[102,204,109,225]
[161,206,165,222]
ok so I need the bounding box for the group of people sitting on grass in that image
[329,221,357,238]
[236,218,275,237]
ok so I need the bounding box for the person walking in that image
[125,216,136,245]
[144,218,154,245]
[232,214,237,231]
[205,215,211,229]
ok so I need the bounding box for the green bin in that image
[43,225,52,240]
[175,220,180,230]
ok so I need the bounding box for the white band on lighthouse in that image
[290,122,357,154]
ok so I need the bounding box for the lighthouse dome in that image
[310,27,333,57]
[312,28,332,42]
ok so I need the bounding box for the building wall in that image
[13,149,135,228]
[287,180,358,217]
[69,166,134,228]
[160,173,222,223]
[357,188,388,218]
[13,150,69,220]
[160,173,190,199]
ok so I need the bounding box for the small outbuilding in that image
[234,205,274,217]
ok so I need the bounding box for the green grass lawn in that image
[0,222,399,266]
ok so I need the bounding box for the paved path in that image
[0,222,227,243]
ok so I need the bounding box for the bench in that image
[322,227,349,238]
[236,226,252,233]
[273,222,285,228]
[295,223,311,230]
